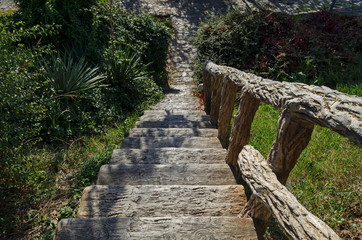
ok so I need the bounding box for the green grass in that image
[247,103,362,239]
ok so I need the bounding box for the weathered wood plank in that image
[97,164,236,185]
[55,217,258,240]
[135,120,213,128]
[110,148,227,164]
[77,185,247,218]
[120,137,222,149]
[128,128,218,137]
[139,114,210,122]
[238,146,340,240]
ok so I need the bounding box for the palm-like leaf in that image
[43,54,106,98]
[105,47,151,86]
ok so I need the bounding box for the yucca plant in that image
[105,46,151,87]
[42,53,106,99]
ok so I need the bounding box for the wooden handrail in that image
[203,60,362,239]
[238,146,340,240]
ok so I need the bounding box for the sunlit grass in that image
[245,102,362,238]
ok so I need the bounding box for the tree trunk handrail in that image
[203,60,362,239]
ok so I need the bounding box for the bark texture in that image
[218,76,238,148]
[204,61,362,147]
[210,74,224,126]
[225,92,260,166]
[238,146,340,240]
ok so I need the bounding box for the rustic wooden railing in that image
[203,61,362,240]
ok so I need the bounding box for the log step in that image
[128,128,218,137]
[143,109,206,116]
[121,137,222,149]
[151,103,202,110]
[135,120,212,128]
[97,164,235,185]
[77,185,246,218]
[56,217,257,240]
[139,114,210,121]
[110,148,226,164]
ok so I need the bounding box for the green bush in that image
[0,2,169,237]
[104,47,150,87]
[111,13,172,86]
[42,53,106,99]
[194,10,362,89]
[14,0,98,46]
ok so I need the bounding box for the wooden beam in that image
[238,146,340,240]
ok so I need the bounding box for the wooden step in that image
[143,109,206,116]
[151,103,202,110]
[97,164,235,185]
[139,114,210,122]
[135,120,212,128]
[110,148,226,164]
[77,185,246,218]
[128,128,218,137]
[56,217,257,240]
[121,137,222,149]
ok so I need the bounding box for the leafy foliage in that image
[42,53,106,99]
[0,3,169,238]
[110,13,172,86]
[105,47,150,87]
[194,10,362,89]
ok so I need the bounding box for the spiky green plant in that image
[43,54,106,99]
[105,47,151,87]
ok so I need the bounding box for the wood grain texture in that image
[139,114,211,122]
[110,148,227,164]
[238,146,340,240]
[203,69,212,114]
[97,164,236,185]
[135,120,213,128]
[142,110,207,116]
[121,137,222,149]
[210,74,224,126]
[205,61,362,147]
[268,110,314,184]
[218,76,238,148]
[77,185,247,218]
[225,92,260,166]
[56,217,258,240]
[128,128,218,137]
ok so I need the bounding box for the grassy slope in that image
[248,103,362,239]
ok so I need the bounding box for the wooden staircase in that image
[55,85,258,239]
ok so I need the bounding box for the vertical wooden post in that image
[246,109,314,237]
[203,70,212,114]
[225,91,260,166]
[210,74,224,127]
[268,109,314,184]
[217,77,238,148]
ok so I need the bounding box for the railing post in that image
[245,109,314,237]
[225,91,260,167]
[202,69,212,114]
[268,109,314,184]
[210,74,224,127]
[217,76,238,148]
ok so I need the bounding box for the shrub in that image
[194,10,362,89]
[111,13,172,86]
[42,53,106,99]
[104,47,150,87]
